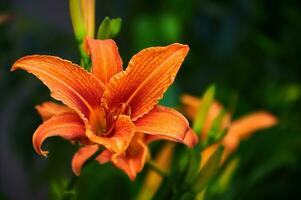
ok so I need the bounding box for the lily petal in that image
[135,105,198,147]
[11,55,106,119]
[144,128,198,148]
[223,111,277,152]
[85,39,123,84]
[36,101,74,121]
[71,144,99,176]
[96,148,113,164]
[32,112,86,157]
[183,128,199,147]
[96,133,148,180]
[103,43,189,120]
[180,94,201,121]
[86,115,135,153]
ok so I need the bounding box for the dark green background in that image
[1,0,300,199]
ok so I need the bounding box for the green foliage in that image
[183,150,202,188]
[131,14,182,49]
[50,178,77,200]
[203,109,228,148]
[191,146,224,194]
[97,17,122,39]
[193,85,216,134]
[209,157,239,195]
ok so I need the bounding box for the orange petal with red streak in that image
[35,101,74,121]
[135,105,198,147]
[86,115,135,153]
[103,43,189,120]
[71,144,99,176]
[11,55,106,119]
[32,112,86,157]
[97,133,148,180]
[223,111,277,152]
[85,39,122,84]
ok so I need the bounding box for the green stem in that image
[147,160,169,177]
[83,148,103,168]
[78,43,91,70]
[61,148,103,200]
[178,191,196,200]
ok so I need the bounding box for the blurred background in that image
[0,0,300,199]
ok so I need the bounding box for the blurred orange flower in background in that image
[11,39,198,180]
[181,94,277,166]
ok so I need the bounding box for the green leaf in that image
[203,109,227,148]
[97,16,111,39]
[183,150,202,188]
[50,181,62,200]
[195,188,207,200]
[191,145,224,194]
[49,178,68,200]
[109,18,122,38]
[97,17,122,39]
[193,85,216,134]
[210,157,239,194]
[214,128,228,143]
[208,109,226,137]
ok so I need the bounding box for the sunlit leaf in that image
[97,16,111,39]
[191,145,223,194]
[210,157,239,195]
[109,18,122,38]
[193,85,216,134]
[203,109,227,147]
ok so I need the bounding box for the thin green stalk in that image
[78,43,91,70]
[147,160,169,177]
[61,148,103,200]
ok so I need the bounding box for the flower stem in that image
[61,148,103,200]
[78,42,91,70]
[147,160,169,177]
[61,174,77,200]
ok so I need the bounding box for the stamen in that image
[101,103,132,137]
[120,102,131,116]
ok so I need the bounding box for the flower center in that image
[104,103,131,136]
[90,103,131,137]
[89,108,107,134]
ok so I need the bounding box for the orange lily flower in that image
[181,94,277,166]
[72,106,198,180]
[11,39,198,179]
